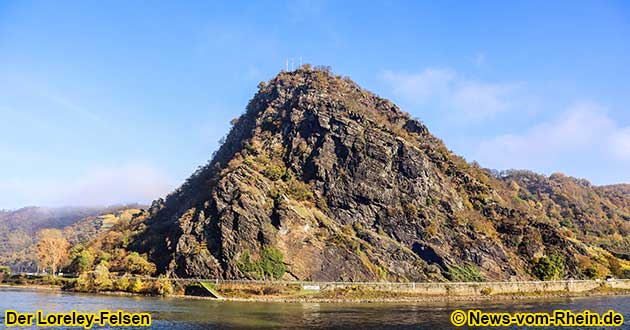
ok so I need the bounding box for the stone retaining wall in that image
[207,279,630,297]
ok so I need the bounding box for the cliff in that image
[129,66,630,281]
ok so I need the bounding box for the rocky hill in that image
[129,66,630,282]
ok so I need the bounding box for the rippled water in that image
[1,287,629,329]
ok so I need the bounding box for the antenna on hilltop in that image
[285,59,288,71]
[299,56,302,67]
[291,58,294,71]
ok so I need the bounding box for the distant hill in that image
[0,205,144,271]
[121,66,630,282]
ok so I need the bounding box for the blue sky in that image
[1,1,629,209]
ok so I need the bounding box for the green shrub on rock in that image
[238,247,286,280]
[532,254,565,280]
[447,264,484,282]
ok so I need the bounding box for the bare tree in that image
[36,229,69,275]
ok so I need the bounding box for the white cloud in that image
[475,101,630,171]
[382,68,520,119]
[609,128,630,161]
[0,163,175,208]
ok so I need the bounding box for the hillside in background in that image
[0,205,143,271]
[122,66,630,282]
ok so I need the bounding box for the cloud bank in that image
[0,163,175,209]
[382,68,521,119]
[382,66,629,184]
[475,102,630,172]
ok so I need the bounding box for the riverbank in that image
[5,287,629,330]
[179,282,630,303]
[0,282,630,303]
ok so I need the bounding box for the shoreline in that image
[3,283,630,304]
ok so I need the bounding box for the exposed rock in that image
[130,67,630,281]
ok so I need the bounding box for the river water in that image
[1,287,628,329]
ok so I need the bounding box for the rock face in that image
[131,67,630,281]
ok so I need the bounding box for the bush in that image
[238,247,286,280]
[287,180,313,202]
[115,273,131,291]
[264,164,285,181]
[532,255,565,280]
[69,248,95,274]
[121,252,156,275]
[152,275,174,296]
[75,272,91,292]
[607,256,622,277]
[260,247,286,280]
[129,278,145,293]
[92,262,113,291]
[447,264,484,282]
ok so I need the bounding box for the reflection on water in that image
[0,287,629,329]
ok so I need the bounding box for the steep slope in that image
[131,66,630,281]
[495,172,630,264]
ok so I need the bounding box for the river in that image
[1,287,629,329]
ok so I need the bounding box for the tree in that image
[0,266,10,275]
[36,229,69,275]
[92,261,113,291]
[121,252,156,275]
[68,245,95,274]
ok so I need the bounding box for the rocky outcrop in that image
[131,67,630,281]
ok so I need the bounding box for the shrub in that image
[0,266,10,276]
[121,252,156,275]
[115,273,131,291]
[92,262,113,291]
[129,278,145,293]
[607,256,622,277]
[532,254,565,280]
[69,248,95,274]
[75,272,91,292]
[238,247,286,280]
[287,180,313,202]
[152,275,174,296]
[403,203,418,218]
[260,247,286,280]
[447,264,484,282]
[583,266,599,279]
[264,164,285,181]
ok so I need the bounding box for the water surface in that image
[1,287,628,329]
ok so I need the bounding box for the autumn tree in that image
[68,245,95,274]
[121,252,156,275]
[36,229,70,275]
